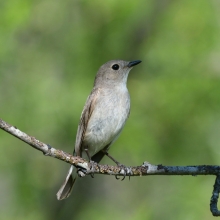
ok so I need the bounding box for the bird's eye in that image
[112,64,119,70]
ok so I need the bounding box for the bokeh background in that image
[1,0,220,219]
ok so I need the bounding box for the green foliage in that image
[1,0,220,219]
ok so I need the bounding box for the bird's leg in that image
[84,148,91,161]
[103,151,121,166]
[102,150,128,181]
[83,147,96,178]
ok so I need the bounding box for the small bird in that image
[56,59,141,200]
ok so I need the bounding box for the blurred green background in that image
[1,0,220,219]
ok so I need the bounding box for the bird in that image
[56,59,141,200]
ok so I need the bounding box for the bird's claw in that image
[89,160,99,178]
[115,164,129,181]
[115,175,120,180]
[77,168,87,177]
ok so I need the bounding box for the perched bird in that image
[57,59,141,200]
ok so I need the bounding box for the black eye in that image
[112,64,119,70]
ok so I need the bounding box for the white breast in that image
[83,86,130,156]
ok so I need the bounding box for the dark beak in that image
[128,60,142,68]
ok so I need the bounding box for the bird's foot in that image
[102,151,131,180]
[115,163,132,181]
[89,160,99,178]
[77,167,87,177]
[77,160,99,178]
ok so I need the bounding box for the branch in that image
[0,118,220,216]
[210,175,220,216]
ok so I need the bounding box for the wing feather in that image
[74,88,100,156]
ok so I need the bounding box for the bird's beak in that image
[128,60,142,68]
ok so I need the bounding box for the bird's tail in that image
[56,165,77,200]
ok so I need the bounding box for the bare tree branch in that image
[0,118,220,216]
[210,175,220,216]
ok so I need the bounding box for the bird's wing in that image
[74,88,100,156]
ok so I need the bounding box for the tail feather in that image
[56,166,77,200]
